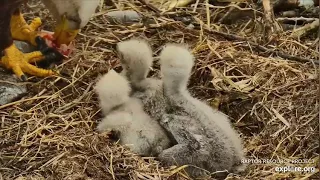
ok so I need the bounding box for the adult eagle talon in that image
[11,11,42,46]
[1,44,57,81]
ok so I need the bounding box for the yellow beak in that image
[53,15,79,46]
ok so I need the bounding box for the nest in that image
[0,1,319,180]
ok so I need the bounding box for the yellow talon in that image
[1,44,57,80]
[24,51,44,63]
[10,12,42,46]
[29,17,42,31]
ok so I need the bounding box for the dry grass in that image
[0,1,319,180]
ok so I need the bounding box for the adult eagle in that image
[0,0,99,81]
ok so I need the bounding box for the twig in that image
[136,0,162,14]
[262,0,272,23]
[25,1,41,9]
[54,82,93,113]
[99,0,105,12]
[262,0,282,40]
[277,17,317,23]
[318,10,320,158]
[193,22,319,64]
[205,0,210,27]
[280,10,298,17]
[227,32,318,64]
[218,5,235,24]
[206,3,263,15]
[291,19,320,38]
[216,31,319,64]
[193,0,200,12]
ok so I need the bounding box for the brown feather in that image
[0,0,24,51]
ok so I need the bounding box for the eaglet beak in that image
[53,15,80,46]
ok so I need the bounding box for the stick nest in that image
[1,1,319,180]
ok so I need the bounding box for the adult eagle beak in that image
[53,15,80,46]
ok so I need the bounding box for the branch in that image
[262,0,282,40]
[290,19,319,38]
[277,17,317,23]
[136,0,162,14]
[188,18,318,64]
[209,30,319,64]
